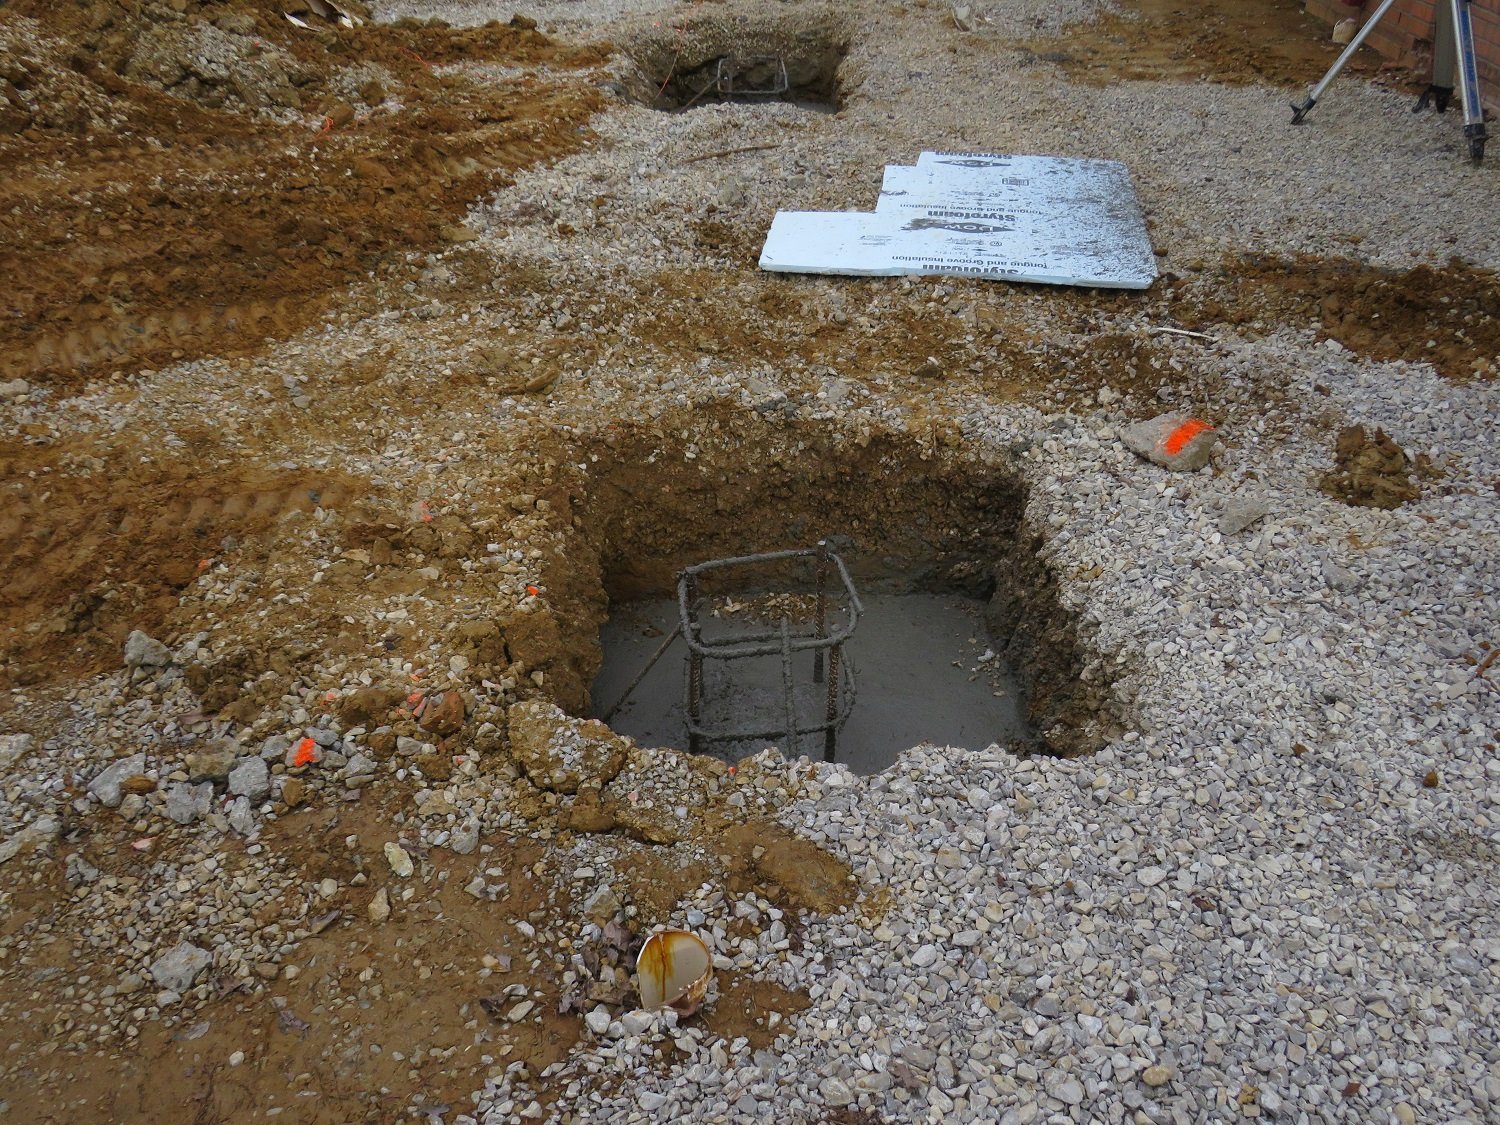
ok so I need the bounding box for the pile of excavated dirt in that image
[1319,423,1423,509]
[1188,254,1500,381]
[0,0,603,388]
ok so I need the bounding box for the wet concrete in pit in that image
[591,594,1032,775]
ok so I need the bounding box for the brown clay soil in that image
[0,0,603,388]
[0,781,844,1123]
[1187,254,1500,381]
[1025,0,1399,89]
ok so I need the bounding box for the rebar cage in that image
[677,543,863,762]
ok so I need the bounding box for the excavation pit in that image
[593,587,1032,775]
[624,19,848,113]
[556,417,1121,772]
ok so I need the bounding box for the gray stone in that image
[0,817,59,865]
[1121,413,1219,471]
[586,1006,611,1035]
[1218,496,1271,535]
[165,781,213,825]
[449,818,480,855]
[124,629,172,668]
[227,756,270,800]
[819,1076,855,1107]
[0,733,34,770]
[620,1009,656,1036]
[227,796,255,835]
[911,943,940,968]
[89,753,146,808]
[1322,559,1360,593]
[341,752,376,782]
[1045,1072,1085,1106]
[150,941,212,992]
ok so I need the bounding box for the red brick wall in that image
[1306,0,1500,113]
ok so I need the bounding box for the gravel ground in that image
[3,0,1498,1122]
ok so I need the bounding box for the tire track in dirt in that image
[0,2,606,386]
[0,456,365,688]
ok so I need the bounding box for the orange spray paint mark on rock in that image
[1163,419,1213,457]
[292,737,318,767]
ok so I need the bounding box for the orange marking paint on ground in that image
[1163,419,1213,457]
[292,737,318,767]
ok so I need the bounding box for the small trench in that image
[621,16,849,113]
[528,415,1122,774]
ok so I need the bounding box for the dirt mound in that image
[1320,424,1421,509]
[1188,254,1500,381]
[1024,0,1393,90]
[0,445,365,687]
[0,0,604,388]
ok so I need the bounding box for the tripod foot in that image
[1467,125,1486,163]
[1290,97,1315,125]
[1414,84,1454,113]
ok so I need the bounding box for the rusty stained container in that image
[636,929,713,1015]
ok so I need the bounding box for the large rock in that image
[89,753,147,808]
[1218,495,1271,535]
[0,733,34,770]
[226,796,255,836]
[124,630,172,668]
[506,701,627,794]
[165,781,213,825]
[227,756,270,801]
[150,942,212,992]
[0,816,59,865]
[419,690,466,737]
[186,741,237,782]
[1121,413,1219,471]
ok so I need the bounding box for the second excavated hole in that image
[624,19,848,113]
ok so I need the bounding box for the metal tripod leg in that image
[1414,0,1488,162]
[1292,0,1401,124]
[1414,0,1458,112]
[1450,0,1488,162]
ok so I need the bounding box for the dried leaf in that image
[602,919,633,953]
[277,1009,310,1034]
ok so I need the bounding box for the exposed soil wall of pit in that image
[527,413,1123,758]
[619,11,851,113]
